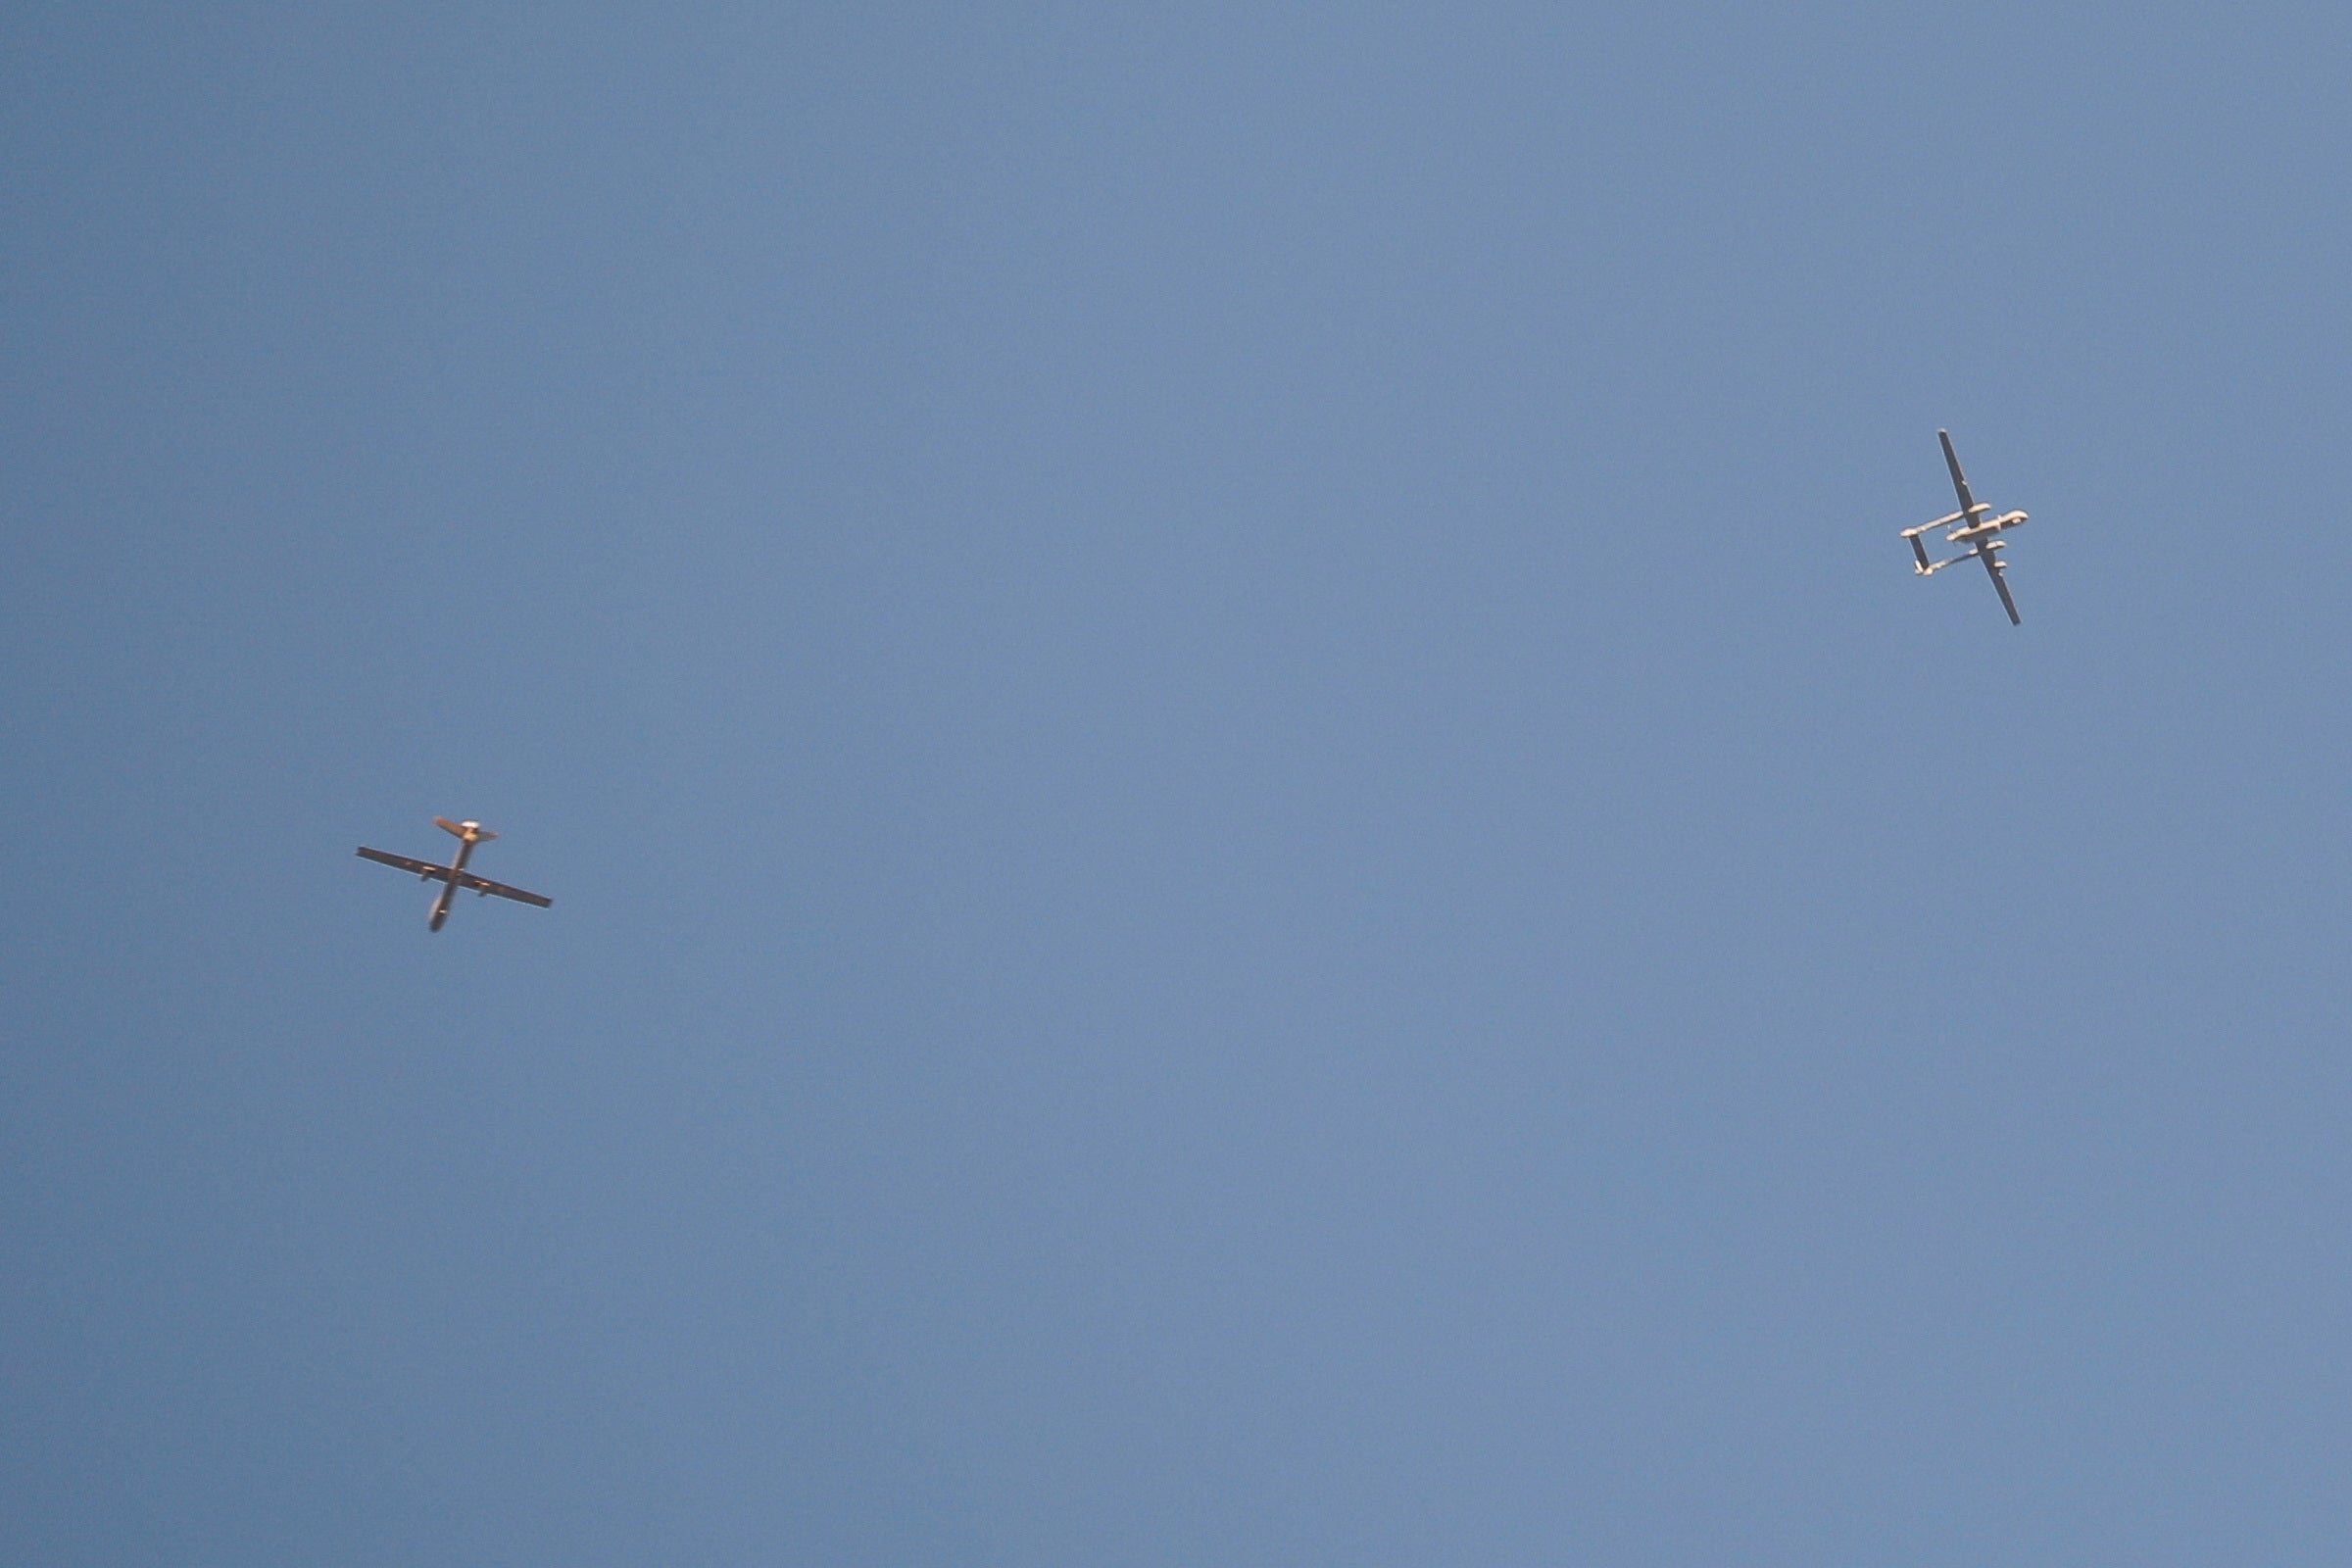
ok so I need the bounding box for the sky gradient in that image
[8,4,2352,1561]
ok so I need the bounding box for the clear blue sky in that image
[7,3,2352,1561]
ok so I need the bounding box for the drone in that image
[1902,429,2030,624]
[357,816,553,932]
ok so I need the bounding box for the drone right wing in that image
[1980,547,2022,625]
[450,869,554,908]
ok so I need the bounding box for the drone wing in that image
[358,847,451,880]
[1938,429,1979,516]
[1979,546,2022,625]
[451,869,554,908]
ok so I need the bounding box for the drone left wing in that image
[1939,429,1979,516]
[358,846,450,879]
[451,869,554,908]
